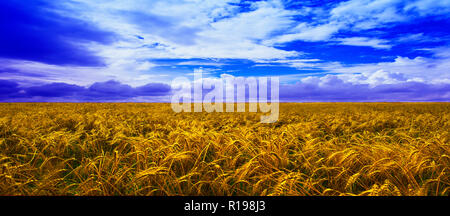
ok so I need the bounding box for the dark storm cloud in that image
[26,83,86,97]
[84,80,171,100]
[135,83,172,96]
[0,80,172,101]
[85,80,136,99]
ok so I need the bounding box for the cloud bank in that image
[0,80,172,102]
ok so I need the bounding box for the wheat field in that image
[0,103,448,196]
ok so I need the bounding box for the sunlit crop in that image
[0,103,448,196]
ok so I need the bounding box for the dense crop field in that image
[0,103,449,196]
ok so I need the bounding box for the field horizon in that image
[0,102,448,196]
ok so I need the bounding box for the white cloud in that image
[336,37,392,49]
[265,22,341,45]
[315,55,449,85]
[262,0,407,45]
[275,46,450,86]
[64,0,300,61]
[56,0,450,68]
[395,33,425,42]
[404,0,450,16]
[331,0,406,28]
[266,0,450,45]
[354,69,407,86]
[136,61,157,71]
[205,1,295,41]
[177,61,226,66]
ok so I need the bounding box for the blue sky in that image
[0,0,450,102]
